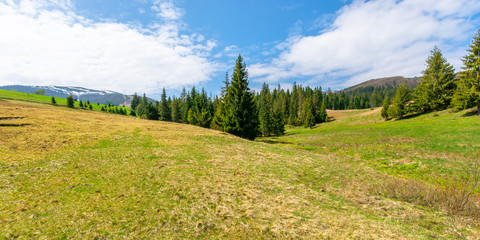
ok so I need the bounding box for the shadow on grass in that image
[401,111,431,120]
[282,132,298,137]
[462,109,479,117]
[0,117,24,120]
[258,139,293,145]
[0,123,31,127]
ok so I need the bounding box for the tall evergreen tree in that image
[388,82,410,119]
[318,98,327,123]
[143,102,159,120]
[414,46,456,112]
[66,95,74,108]
[453,29,480,114]
[224,55,259,140]
[51,96,56,105]
[211,101,224,130]
[179,88,188,123]
[159,88,172,121]
[185,87,197,124]
[381,96,390,120]
[313,87,323,119]
[370,89,380,108]
[326,88,334,109]
[288,82,299,125]
[302,97,316,128]
[187,108,195,125]
[195,89,213,128]
[282,90,290,124]
[258,83,274,136]
[136,94,148,117]
[131,93,140,111]
[211,74,230,130]
[272,108,285,136]
[171,98,182,122]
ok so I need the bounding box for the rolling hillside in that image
[0,85,133,106]
[1,96,479,238]
[343,76,420,92]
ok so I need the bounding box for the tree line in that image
[54,94,130,116]
[381,30,480,120]
[49,29,480,140]
[129,55,334,140]
[129,53,407,140]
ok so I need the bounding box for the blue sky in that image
[1,0,480,99]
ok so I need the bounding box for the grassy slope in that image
[0,98,479,238]
[261,108,480,187]
[0,89,129,112]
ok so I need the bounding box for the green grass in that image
[0,89,130,113]
[0,89,61,104]
[259,108,480,190]
[1,98,479,238]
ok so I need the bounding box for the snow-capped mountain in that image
[0,85,133,106]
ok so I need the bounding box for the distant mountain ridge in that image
[1,76,421,106]
[343,76,420,92]
[0,85,132,106]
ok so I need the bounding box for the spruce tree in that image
[453,29,480,114]
[288,83,299,125]
[313,87,323,121]
[159,88,172,121]
[414,47,456,112]
[171,98,182,122]
[131,93,140,111]
[272,109,285,135]
[178,88,187,123]
[272,84,286,135]
[191,89,213,128]
[89,104,93,110]
[318,98,327,123]
[187,108,195,124]
[381,96,390,120]
[388,82,410,119]
[136,94,147,117]
[211,102,224,130]
[211,72,230,130]
[258,83,274,136]
[79,100,84,108]
[370,89,381,108]
[66,95,75,108]
[197,105,213,128]
[283,90,290,124]
[302,97,316,128]
[51,96,56,105]
[145,102,159,120]
[224,55,259,140]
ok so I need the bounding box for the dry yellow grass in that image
[1,99,479,239]
[0,100,222,163]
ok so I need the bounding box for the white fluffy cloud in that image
[151,0,183,21]
[0,0,217,95]
[250,0,480,88]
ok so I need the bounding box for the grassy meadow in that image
[0,89,129,113]
[1,95,479,238]
[259,108,480,189]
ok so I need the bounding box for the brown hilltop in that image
[344,76,420,92]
